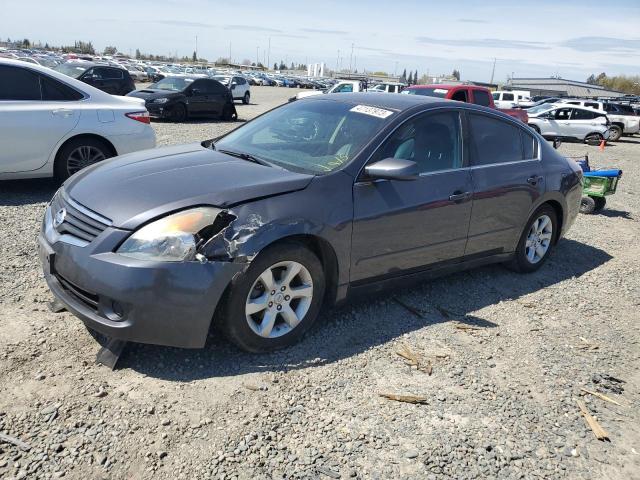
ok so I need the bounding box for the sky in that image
[3,0,640,82]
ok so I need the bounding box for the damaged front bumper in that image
[39,205,245,349]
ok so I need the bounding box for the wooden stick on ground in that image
[379,393,428,405]
[580,388,623,406]
[396,345,433,375]
[393,298,425,319]
[576,400,610,441]
[0,432,31,451]
[454,323,482,331]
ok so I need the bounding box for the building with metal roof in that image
[506,77,627,99]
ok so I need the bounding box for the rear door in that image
[568,108,599,139]
[0,65,80,173]
[186,79,209,115]
[465,112,544,257]
[351,109,473,282]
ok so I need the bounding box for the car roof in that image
[543,103,605,114]
[407,84,466,90]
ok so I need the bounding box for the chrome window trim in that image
[356,105,541,183]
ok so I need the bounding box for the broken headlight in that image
[117,207,220,262]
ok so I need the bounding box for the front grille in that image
[55,273,99,312]
[50,191,112,243]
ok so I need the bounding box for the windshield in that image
[149,77,194,91]
[54,63,88,78]
[215,99,392,174]
[403,87,448,98]
[528,104,556,115]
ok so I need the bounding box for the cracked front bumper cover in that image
[39,207,245,348]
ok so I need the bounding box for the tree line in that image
[586,72,640,95]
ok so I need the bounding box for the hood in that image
[127,89,183,101]
[64,144,314,230]
[296,90,324,100]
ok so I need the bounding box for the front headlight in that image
[153,98,169,104]
[117,207,220,262]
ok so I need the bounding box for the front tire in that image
[585,132,603,145]
[54,137,112,182]
[508,205,557,273]
[170,103,187,122]
[219,242,325,353]
[608,125,622,142]
[242,91,250,104]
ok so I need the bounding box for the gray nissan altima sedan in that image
[39,93,583,352]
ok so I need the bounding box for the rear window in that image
[0,65,41,100]
[472,90,491,107]
[403,87,449,98]
[468,113,524,165]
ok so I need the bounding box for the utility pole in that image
[394,61,398,77]
[489,57,496,84]
[195,35,198,61]
[256,46,259,66]
[267,37,271,71]
[336,49,340,72]
[349,43,354,73]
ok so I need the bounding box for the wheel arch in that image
[542,199,564,244]
[53,133,118,170]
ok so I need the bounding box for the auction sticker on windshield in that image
[350,105,394,119]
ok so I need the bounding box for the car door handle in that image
[449,191,472,202]
[527,175,543,185]
[52,109,73,117]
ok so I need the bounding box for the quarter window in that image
[41,75,84,101]
[468,113,523,165]
[472,90,491,107]
[372,111,463,174]
[0,65,41,100]
[521,130,538,160]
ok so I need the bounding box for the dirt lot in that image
[1,86,639,480]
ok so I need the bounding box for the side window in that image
[554,108,572,120]
[335,84,353,93]
[587,102,601,110]
[372,111,462,174]
[503,93,514,101]
[521,130,538,160]
[209,80,228,94]
[472,90,491,107]
[190,80,207,93]
[94,67,122,80]
[571,109,595,120]
[469,113,523,165]
[40,75,84,101]
[451,89,468,102]
[0,65,41,100]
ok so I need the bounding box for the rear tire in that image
[580,196,596,214]
[608,125,622,142]
[507,205,558,273]
[222,103,237,121]
[218,242,325,353]
[54,137,113,182]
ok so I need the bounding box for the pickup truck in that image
[492,90,534,108]
[401,84,529,123]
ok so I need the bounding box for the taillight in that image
[125,111,150,124]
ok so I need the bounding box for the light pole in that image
[267,37,271,70]
[349,43,354,73]
[195,35,198,61]
[256,46,259,66]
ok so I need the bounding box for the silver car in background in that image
[527,104,610,144]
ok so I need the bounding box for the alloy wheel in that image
[66,146,106,176]
[525,214,553,264]
[245,261,313,338]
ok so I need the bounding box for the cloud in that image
[558,36,640,53]
[273,33,308,39]
[417,37,550,50]
[458,18,488,24]
[154,20,212,28]
[300,28,347,35]
[224,25,282,33]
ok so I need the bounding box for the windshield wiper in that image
[218,149,276,168]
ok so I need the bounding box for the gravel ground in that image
[1,87,639,480]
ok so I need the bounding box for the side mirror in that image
[553,138,562,149]
[364,158,420,181]
[190,88,200,96]
[231,82,237,89]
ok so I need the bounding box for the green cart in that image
[575,156,623,214]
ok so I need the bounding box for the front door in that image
[351,110,473,282]
[465,112,544,256]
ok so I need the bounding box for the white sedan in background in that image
[0,58,156,181]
